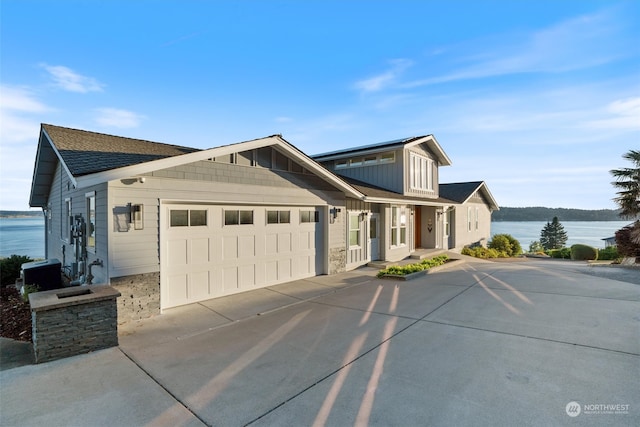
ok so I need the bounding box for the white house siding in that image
[107,155,347,312]
[452,199,493,249]
[382,204,414,262]
[45,162,109,285]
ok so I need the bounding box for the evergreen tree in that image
[540,217,568,250]
[610,149,640,219]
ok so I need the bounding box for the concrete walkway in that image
[1,258,639,426]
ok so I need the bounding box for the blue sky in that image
[1,0,638,211]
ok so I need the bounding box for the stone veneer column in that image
[29,286,121,364]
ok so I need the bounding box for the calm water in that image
[491,221,631,249]
[0,217,45,259]
[0,217,631,259]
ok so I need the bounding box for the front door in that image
[369,214,380,261]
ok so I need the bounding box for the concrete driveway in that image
[1,258,639,426]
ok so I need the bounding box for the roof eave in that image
[406,135,452,166]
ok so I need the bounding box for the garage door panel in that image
[278,259,291,280]
[190,270,210,300]
[191,238,210,264]
[278,233,292,253]
[163,205,324,309]
[239,264,256,288]
[238,235,255,259]
[168,239,188,266]
[167,274,188,303]
[266,261,277,282]
[223,236,238,259]
[298,255,311,276]
[223,266,238,291]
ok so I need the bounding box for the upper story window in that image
[334,152,395,170]
[409,153,434,191]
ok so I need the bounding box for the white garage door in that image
[160,204,324,309]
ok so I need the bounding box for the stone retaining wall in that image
[110,272,160,324]
[29,286,121,364]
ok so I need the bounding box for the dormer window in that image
[410,153,434,191]
[333,152,395,170]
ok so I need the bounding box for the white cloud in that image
[0,85,49,113]
[94,108,144,128]
[586,97,640,131]
[41,64,104,93]
[353,59,413,93]
[0,85,51,143]
[403,9,632,88]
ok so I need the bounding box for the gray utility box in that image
[22,259,62,291]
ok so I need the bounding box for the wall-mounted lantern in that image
[127,203,144,230]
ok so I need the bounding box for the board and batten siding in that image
[324,148,405,194]
[108,158,346,278]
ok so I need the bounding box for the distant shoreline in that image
[0,211,42,218]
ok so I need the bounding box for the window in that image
[467,207,472,232]
[364,156,377,165]
[300,210,319,223]
[335,160,348,169]
[333,152,395,170]
[171,209,208,227]
[190,210,207,226]
[63,198,71,242]
[224,210,253,225]
[267,210,290,224]
[380,152,395,163]
[86,192,96,252]
[349,214,361,247]
[409,153,434,191]
[390,206,407,246]
[475,207,479,231]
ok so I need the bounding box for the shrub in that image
[528,240,543,253]
[462,246,503,259]
[21,284,40,302]
[615,222,640,261]
[548,248,571,259]
[598,246,619,261]
[570,244,598,261]
[489,234,522,257]
[377,255,449,277]
[1,255,33,287]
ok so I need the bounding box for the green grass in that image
[377,255,450,278]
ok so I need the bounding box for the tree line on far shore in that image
[492,207,621,222]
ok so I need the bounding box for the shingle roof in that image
[438,181,485,203]
[42,124,200,176]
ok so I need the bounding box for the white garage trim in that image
[160,202,326,310]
